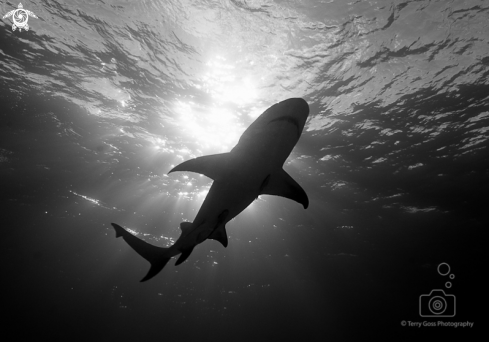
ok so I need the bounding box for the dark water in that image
[1,0,486,340]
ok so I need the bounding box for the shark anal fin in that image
[169,153,231,180]
[260,169,309,209]
[208,209,230,248]
[209,225,228,248]
[175,246,195,265]
[111,223,171,282]
[217,209,229,223]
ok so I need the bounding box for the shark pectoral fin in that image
[168,153,231,180]
[209,225,228,248]
[111,223,172,282]
[261,169,309,209]
[175,246,195,266]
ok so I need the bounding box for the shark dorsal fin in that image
[209,225,228,248]
[169,153,231,180]
[260,169,309,209]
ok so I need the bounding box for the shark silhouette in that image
[111,98,309,281]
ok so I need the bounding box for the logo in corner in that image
[3,3,38,32]
[419,263,456,317]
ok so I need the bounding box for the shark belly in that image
[194,172,263,226]
[190,156,271,239]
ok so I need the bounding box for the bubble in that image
[449,274,455,280]
[446,281,452,288]
[437,262,450,276]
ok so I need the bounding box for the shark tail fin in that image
[111,223,172,282]
[175,245,195,265]
[171,221,196,266]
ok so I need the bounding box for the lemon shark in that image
[111,98,309,281]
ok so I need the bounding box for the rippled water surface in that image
[1,0,486,340]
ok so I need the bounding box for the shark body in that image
[112,98,309,281]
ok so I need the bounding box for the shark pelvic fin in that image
[209,225,228,248]
[169,153,231,180]
[260,169,309,209]
[179,222,193,235]
[111,223,172,282]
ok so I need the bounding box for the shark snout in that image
[266,98,309,136]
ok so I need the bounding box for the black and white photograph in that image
[1,0,485,340]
